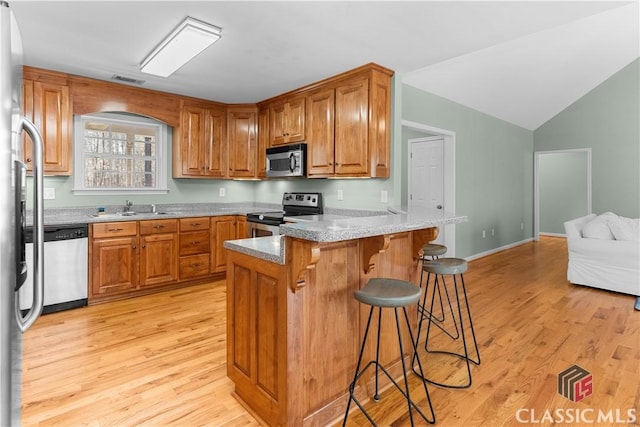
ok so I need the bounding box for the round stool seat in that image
[355,278,421,308]
[420,243,447,258]
[422,258,468,275]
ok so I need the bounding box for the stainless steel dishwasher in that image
[19,224,89,314]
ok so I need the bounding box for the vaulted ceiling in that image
[11,1,639,130]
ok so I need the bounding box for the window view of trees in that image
[75,113,166,192]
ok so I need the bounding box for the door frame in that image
[533,148,592,241]
[402,120,456,255]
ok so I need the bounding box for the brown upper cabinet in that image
[269,96,305,146]
[176,100,227,178]
[305,88,335,176]
[256,107,269,178]
[306,66,392,178]
[22,69,73,175]
[23,63,392,181]
[262,63,393,179]
[227,106,258,178]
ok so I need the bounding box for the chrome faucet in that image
[124,200,133,213]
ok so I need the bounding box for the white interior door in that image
[410,137,445,244]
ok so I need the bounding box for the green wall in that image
[538,151,589,234]
[534,59,640,218]
[401,84,534,258]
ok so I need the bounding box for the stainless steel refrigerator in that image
[0,1,45,425]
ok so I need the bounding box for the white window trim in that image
[73,112,169,195]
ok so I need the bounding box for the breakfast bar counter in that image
[224,209,466,426]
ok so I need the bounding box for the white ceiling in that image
[10,1,640,131]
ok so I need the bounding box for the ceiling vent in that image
[111,74,146,85]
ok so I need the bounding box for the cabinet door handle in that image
[153,225,165,229]
[191,241,200,245]
[108,228,123,232]
[26,157,32,163]
[142,244,146,248]
[190,263,202,268]
[132,245,137,249]
[191,223,201,227]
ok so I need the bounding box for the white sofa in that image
[564,214,640,297]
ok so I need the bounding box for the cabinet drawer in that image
[179,217,210,231]
[92,221,137,238]
[180,254,210,279]
[140,219,178,235]
[180,230,211,255]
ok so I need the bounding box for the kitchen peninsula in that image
[224,209,466,426]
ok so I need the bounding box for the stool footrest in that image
[347,360,434,425]
[412,349,481,389]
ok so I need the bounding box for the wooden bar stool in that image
[418,244,459,339]
[414,258,480,389]
[342,278,435,426]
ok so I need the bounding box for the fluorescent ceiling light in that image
[140,17,221,78]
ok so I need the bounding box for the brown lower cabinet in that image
[90,221,139,297]
[89,215,243,304]
[179,217,211,280]
[139,220,179,288]
[211,215,238,273]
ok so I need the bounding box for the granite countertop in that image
[284,214,351,223]
[280,208,466,242]
[27,203,283,226]
[225,208,467,264]
[224,235,285,265]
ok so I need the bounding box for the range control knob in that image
[259,214,264,220]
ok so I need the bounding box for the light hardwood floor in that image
[22,237,639,426]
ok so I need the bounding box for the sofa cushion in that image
[609,216,640,241]
[582,212,616,240]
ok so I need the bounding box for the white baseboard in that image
[465,238,534,262]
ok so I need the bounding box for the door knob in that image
[437,205,443,210]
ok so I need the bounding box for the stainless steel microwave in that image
[266,143,307,177]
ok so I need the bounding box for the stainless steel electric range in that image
[246,192,323,237]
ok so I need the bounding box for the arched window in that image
[73,112,168,194]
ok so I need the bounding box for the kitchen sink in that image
[90,212,134,218]
[90,211,177,218]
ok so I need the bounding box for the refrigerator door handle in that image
[16,117,44,332]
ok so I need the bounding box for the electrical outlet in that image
[219,187,225,197]
[380,190,388,203]
[521,223,524,230]
[491,228,495,236]
[43,188,55,200]
[337,189,343,201]
[482,230,486,238]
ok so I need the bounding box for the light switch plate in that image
[219,187,225,197]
